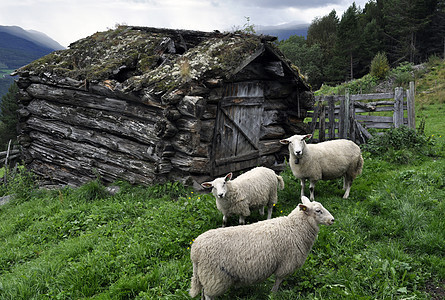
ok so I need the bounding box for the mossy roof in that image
[16,26,310,94]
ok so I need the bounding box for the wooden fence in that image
[309,81,416,144]
[0,140,20,184]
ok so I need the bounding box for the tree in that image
[0,82,19,150]
[278,35,324,88]
[307,10,340,84]
[335,3,362,81]
[381,0,437,63]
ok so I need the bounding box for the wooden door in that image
[211,96,264,176]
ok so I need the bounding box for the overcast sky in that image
[1,0,369,48]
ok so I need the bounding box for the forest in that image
[277,0,445,89]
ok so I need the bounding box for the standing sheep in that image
[189,196,334,299]
[201,166,284,227]
[280,134,363,200]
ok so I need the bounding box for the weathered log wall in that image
[15,27,314,188]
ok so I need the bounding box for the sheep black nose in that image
[218,193,224,198]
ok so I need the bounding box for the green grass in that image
[0,136,444,299]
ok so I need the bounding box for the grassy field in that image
[0,62,444,299]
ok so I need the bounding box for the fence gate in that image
[309,82,416,144]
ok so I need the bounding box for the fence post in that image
[3,140,11,185]
[407,81,416,129]
[319,103,326,142]
[327,96,335,139]
[344,89,350,139]
[310,99,321,136]
[339,97,345,138]
[393,87,404,128]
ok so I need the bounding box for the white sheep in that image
[189,196,334,299]
[201,166,284,227]
[280,134,363,200]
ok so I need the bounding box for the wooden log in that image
[170,152,209,173]
[26,83,163,119]
[161,89,185,105]
[200,120,215,142]
[175,117,201,133]
[155,119,178,138]
[354,101,376,111]
[259,140,282,156]
[262,110,285,126]
[164,108,182,121]
[171,131,208,156]
[177,95,206,118]
[26,99,161,144]
[205,78,223,88]
[26,117,162,162]
[202,103,217,119]
[27,132,159,183]
[260,125,285,139]
[28,160,95,186]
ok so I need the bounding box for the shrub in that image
[370,52,390,79]
[361,126,438,163]
[390,62,414,88]
[0,166,37,202]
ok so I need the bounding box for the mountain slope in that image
[0,25,64,98]
[256,22,309,40]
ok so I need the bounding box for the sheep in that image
[280,134,363,200]
[189,196,334,299]
[201,166,284,227]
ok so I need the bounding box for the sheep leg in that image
[259,206,265,216]
[343,175,352,199]
[202,291,213,300]
[271,277,284,292]
[300,179,306,198]
[238,215,245,225]
[267,203,274,220]
[309,180,316,201]
[222,215,227,227]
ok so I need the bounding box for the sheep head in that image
[201,173,233,199]
[298,196,335,226]
[280,134,312,159]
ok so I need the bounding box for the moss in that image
[17,26,309,95]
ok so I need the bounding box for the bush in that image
[390,62,414,88]
[361,126,439,163]
[370,52,390,79]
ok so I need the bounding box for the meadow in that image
[0,63,444,299]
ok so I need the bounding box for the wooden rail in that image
[309,82,416,144]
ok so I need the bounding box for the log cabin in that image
[14,26,314,188]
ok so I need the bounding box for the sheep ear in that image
[280,139,290,145]
[224,173,233,182]
[201,182,213,188]
[301,196,311,205]
[303,134,312,141]
[298,204,309,213]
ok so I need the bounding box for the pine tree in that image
[0,82,19,150]
[335,3,362,81]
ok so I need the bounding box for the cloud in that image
[0,0,369,47]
